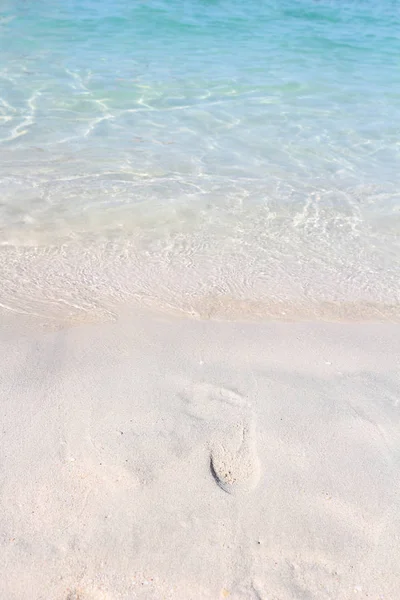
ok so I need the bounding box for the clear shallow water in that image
[0,0,399,324]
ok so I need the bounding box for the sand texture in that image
[1,311,399,599]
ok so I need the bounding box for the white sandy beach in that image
[1,0,400,597]
[1,309,399,599]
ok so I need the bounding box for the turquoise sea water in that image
[0,0,399,323]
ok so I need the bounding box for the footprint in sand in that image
[210,419,260,495]
[180,381,261,494]
[182,382,250,418]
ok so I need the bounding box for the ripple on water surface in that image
[0,0,399,325]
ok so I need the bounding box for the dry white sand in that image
[1,309,399,599]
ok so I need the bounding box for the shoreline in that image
[1,310,399,598]
[1,223,398,332]
[0,299,399,338]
